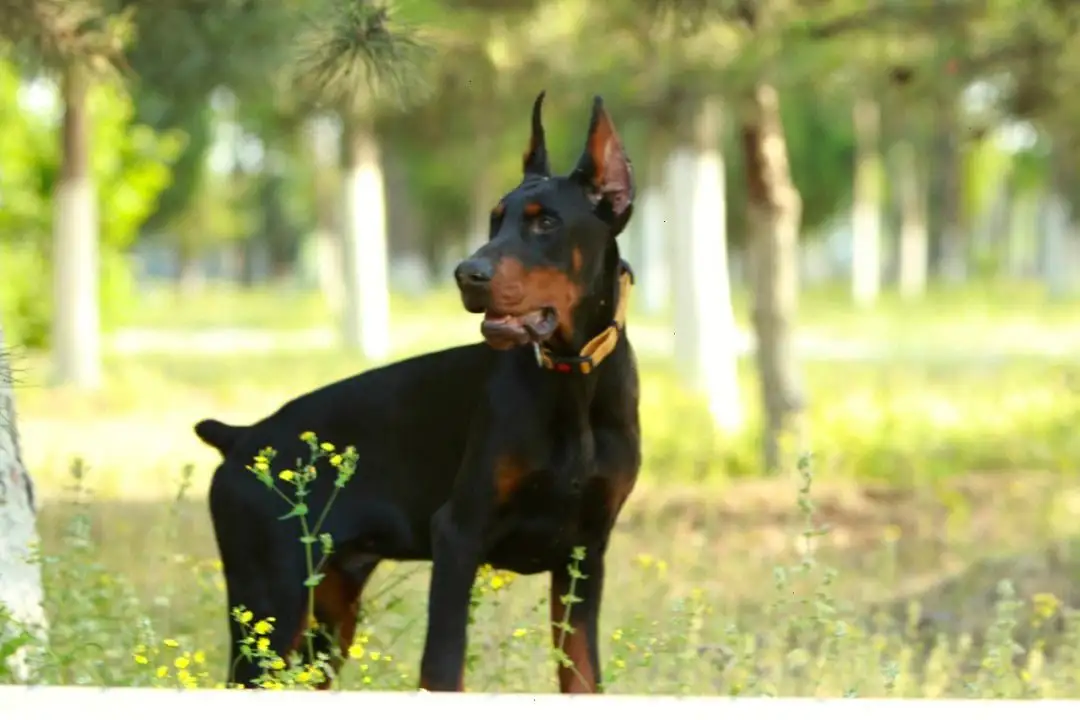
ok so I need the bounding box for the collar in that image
[533,263,634,375]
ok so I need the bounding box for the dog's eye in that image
[531,214,558,234]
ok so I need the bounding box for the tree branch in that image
[293,0,432,116]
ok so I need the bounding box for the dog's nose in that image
[454,258,494,288]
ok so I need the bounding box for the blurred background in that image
[4,0,1080,695]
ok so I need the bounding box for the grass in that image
[6,282,1080,695]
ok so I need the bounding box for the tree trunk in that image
[51,64,101,389]
[639,137,670,315]
[670,97,743,432]
[176,249,205,297]
[383,148,429,295]
[933,99,967,283]
[665,147,696,381]
[741,83,805,473]
[467,148,495,255]
[340,117,390,361]
[308,117,343,314]
[0,330,48,680]
[1007,187,1038,279]
[851,96,883,307]
[1044,145,1077,299]
[893,136,929,299]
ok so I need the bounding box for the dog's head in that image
[453,92,635,351]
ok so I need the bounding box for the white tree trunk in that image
[1043,193,1073,299]
[894,138,929,299]
[639,187,669,315]
[0,332,48,681]
[467,162,495,254]
[851,97,882,307]
[666,148,697,381]
[314,232,344,314]
[667,99,744,433]
[1007,190,1038,278]
[308,116,344,315]
[51,66,101,388]
[341,121,391,361]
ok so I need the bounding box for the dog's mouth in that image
[480,307,558,350]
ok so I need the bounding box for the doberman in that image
[193,92,640,693]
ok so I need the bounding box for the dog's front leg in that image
[418,416,508,692]
[418,502,484,692]
[549,541,607,693]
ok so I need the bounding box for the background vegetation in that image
[4,0,1080,698]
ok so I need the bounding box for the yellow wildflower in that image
[133,654,149,665]
[174,656,190,670]
[163,638,179,648]
[329,454,343,467]
[300,431,316,442]
[256,638,270,652]
[320,442,335,452]
[279,470,295,482]
[253,620,272,635]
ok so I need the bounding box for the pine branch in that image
[0,0,131,74]
[293,0,432,115]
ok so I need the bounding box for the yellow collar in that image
[534,266,633,375]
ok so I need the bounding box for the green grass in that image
[17,456,1080,695]
[6,282,1080,695]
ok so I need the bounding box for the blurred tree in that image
[0,330,45,681]
[119,0,314,282]
[642,0,810,471]
[0,0,124,675]
[292,0,430,359]
[0,57,180,349]
[0,0,132,388]
[851,95,883,307]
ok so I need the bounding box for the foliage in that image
[0,0,130,73]
[6,440,1080,695]
[0,58,182,348]
[293,0,433,115]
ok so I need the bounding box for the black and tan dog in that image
[194,92,640,693]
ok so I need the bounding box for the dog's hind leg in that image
[300,558,380,689]
[217,539,310,689]
[211,469,310,689]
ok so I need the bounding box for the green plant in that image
[0,57,182,348]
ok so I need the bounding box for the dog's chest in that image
[484,468,609,574]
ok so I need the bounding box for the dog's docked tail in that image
[194,418,247,456]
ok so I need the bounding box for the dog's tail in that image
[194,418,247,456]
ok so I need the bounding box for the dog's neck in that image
[540,242,627,416]
[551,242,624,357]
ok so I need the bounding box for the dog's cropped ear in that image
[522,91,551,178]
[571,96,634,235]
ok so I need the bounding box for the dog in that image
[194,91,640,693]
